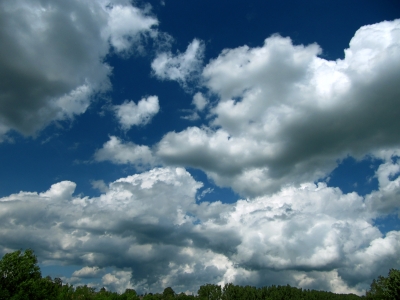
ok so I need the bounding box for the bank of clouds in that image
[1,0,399,295]
[1,155,400,294]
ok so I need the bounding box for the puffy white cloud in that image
[102,270,135,293]
[72,266,104,278]
[104,3,158,54]
[1,162,399,294]
[157,19,400,197]
[0,0,158,139]
[94,136,157,169]
[365,155,400,215]
[114,96,160,129]
[192,92,208,111]
[151,39,205,88]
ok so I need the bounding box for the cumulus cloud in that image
[192,92,208,111]
[114,96,160,129]
[151,39,205,88]
[0,0,158,139]
[104,3,158,54]
[365,154,400,215]
[157,19,400,197]
[1,160,399,294]
[72,266,104,278]
[94,136,157,169]
[102,270,135,293]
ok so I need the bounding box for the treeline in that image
[1,249,399,299]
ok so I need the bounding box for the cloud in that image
[157,19,400,197]
[104,3,158,54]
[1,161,399,294]
[192,92,208,111]
[151,39,205,88]
[91,180,109,193]
[94,136,157,169]
[114,96,160,129]
[180,92,209,121]
[0,0,158,139]
[181,112,200,121]
[197,188,214,201]
[102,270,135,293]
[365,154,400,215]
[72,266,104,278]
[1,17,399,296]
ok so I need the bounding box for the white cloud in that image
[151,39,205,88]
[104,3,158,54]
[192,92,208,111]
[91,180,109,193]
[94,136,157,169]
[197,188,214,201]
[0,0,158,139]
[157,19,400,197]
[365,155,400,215]
[114,96,160,129]
[72,266,104,278]
[0,162,399,294]
[102,270,135,293]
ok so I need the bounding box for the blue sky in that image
[0,0,399,295]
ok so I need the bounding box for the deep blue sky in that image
[0,0,399,295]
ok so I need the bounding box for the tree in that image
[176,292,195,299]
[0,249,41,299]
[221,283,240,300]
[121,288,140,300]
[143,292,162,300]
[163,287,175,299]
[198,284,222,300]
[367,269,400,299]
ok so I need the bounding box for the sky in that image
[0,0,400,295]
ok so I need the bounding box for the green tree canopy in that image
[367,269,400,299]
[163,287,176,299]
[0,249,41,299]
[198,283,222,300]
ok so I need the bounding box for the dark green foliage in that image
[121,288,140,300]
[176,292,195,299]
[366,269,400,299]
[198,283,222,300]
[163,287,176,299]
[0,249,41,299]
[196,282,361,300]
[386,269,400,299]
[55,282,75,300]
[143,293,162,300]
